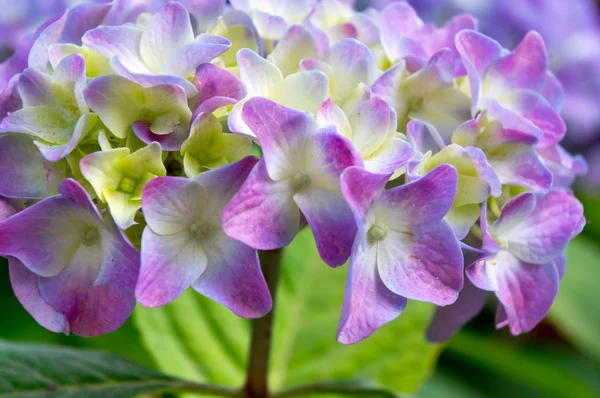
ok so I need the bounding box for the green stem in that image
[273,382,404,398]
[244,249,284,398]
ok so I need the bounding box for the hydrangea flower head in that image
[0,0,587,345]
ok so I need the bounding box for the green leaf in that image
[133,229,440,395]
[549,236,600,362]
[445,331,598,398]
[0,339,234,398]
[133,290,250,387]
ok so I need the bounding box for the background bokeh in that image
[0,1,599,397]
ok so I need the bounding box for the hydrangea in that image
[0,0,586,347]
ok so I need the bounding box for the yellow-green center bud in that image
[408,96,424,113]
[291,172,311,193]
[119,177,136,193]
[82,227,100,247]
[368,224,388,242]
[189,221,210,239]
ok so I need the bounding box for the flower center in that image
[291,172,311,193]
[189,220,210,239]
[119,177,136,193]
[82,227,100,247]
[408,96,423,112]
[368,223,388,242]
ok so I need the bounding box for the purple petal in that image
[378,164,458,227]
[494,251,559,335]
[241,98,316,181]
[538,145,588,189]
[0,75,23,122]
[295,187,356,267]
[0,134,65,199]
[541,72,564,111]
[481,99,542,145]
[193,62,246,107]
[337,237,407,344]
[502,91,566,148]
[377,221,464,306]
[489,192,537,238]
[0,34,33,91]
[139,2,195,72]
[82,25,148,73]
[28,12,69,71]
[167,38,231,78]
[29,3,112,71]
[253,9,288,40]
[9,258,68,334]
[1,179,139,337]
[554,252,567,280]
[38,248,136,337]
[132,121,189,151]
[326,38,378,101]
[495,303,509,329]
[305,128,364,190]
[182,0,227,31]
[0,180,100,276]
[347,96,396,157]
[365,137,415,175]
[0,198,17,221]
[222,159,299,250]
[495,190,584,264]
[407,120,441,154]
[426,276,488,342]
[15,67,53,107]
[487,144,552,191]
[192,232,271,318]
[380,2,423,61]
[455,30,503,113]
[192,156,259,225]
[136,228,207,307]
[464,146,502,197]
[486,31,548,94]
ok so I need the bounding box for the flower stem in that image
[244,248,284,398]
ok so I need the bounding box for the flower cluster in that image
[0,0,586,343]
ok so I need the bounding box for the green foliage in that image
[549,236,600,362]
[133,291,250,387]
[444,332,598,398]
[0,339,195,398]
[133,228,441,395]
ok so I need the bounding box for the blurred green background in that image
[1,196,599,397]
